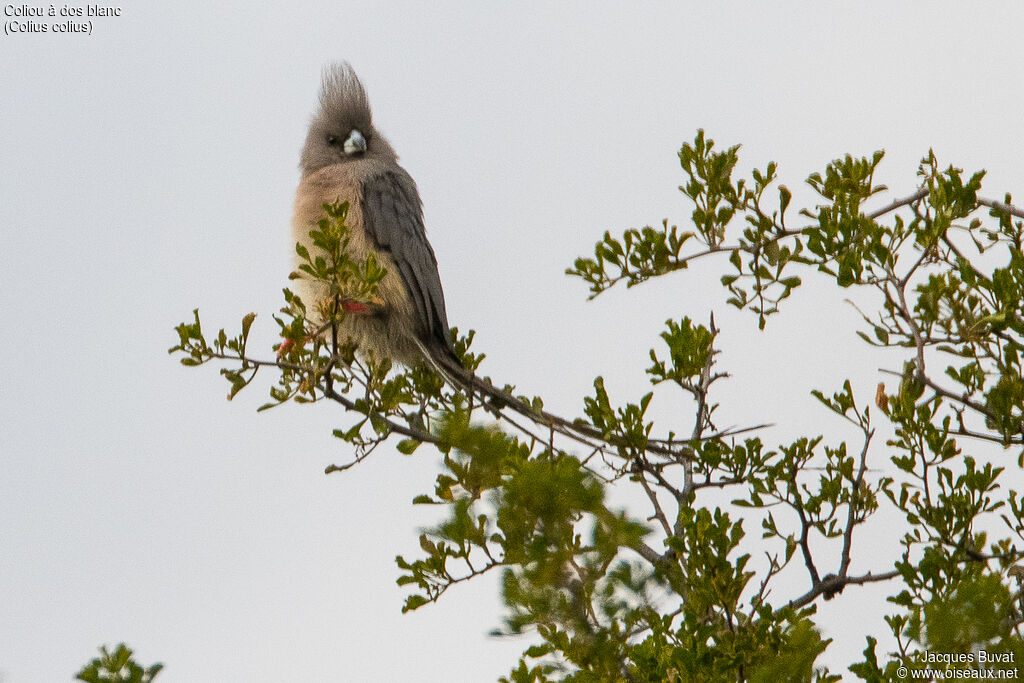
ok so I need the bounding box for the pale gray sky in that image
[2,3,1023,681]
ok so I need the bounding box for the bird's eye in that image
[326,135,338,146]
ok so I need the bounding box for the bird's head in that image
[299,62,394,175]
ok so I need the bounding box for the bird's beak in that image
[344,129,367,154]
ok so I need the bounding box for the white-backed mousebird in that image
[292,62,455,368]
[291,63,615,450]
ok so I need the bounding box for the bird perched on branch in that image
[291,62,456,368]
[290,63,657,456]
[290,63,730,455]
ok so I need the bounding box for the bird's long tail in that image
[411,337,608,449]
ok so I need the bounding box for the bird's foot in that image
[339,295,386,316]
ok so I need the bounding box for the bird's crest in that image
[317,62,372,127]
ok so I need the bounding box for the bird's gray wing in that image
[361,170,452,350]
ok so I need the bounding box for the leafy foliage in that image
[172,132,1024,680]
[75,644,162,683]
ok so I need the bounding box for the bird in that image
[291,62,456,369]
[290,63,604,449]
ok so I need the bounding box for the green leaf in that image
[402,594,429,613]
[396,438,421,455]
[411,494,438,505]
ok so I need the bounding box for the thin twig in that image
[867,188,929,219]
[793,501,821,586]
[635,466,673,538]
[838,427,874,578]
[979,196,1024,220]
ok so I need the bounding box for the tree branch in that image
[634,465,674,538]
[979,196,1024,220]
[838,427,874,578]
[867,187,929,219]
[784,570,900,611]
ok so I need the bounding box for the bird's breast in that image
[290,169,414,323]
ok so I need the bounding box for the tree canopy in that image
[171,130,1024,681]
